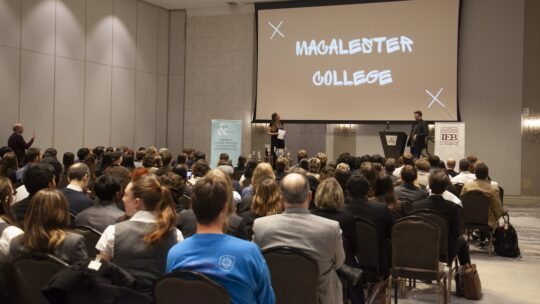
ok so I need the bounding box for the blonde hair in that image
[315,178,344,210]
[252,163,275,194]
[24,189,69,253]
[252,178,283,217]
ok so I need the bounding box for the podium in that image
[379,131,407,160]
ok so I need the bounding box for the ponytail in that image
[143,186,177,244]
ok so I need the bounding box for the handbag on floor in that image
[455,264,482,300]
[493,213,521,258]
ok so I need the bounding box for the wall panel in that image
[0,46,20,145]
[20,50,55,148]
[54,57,85,154]
[84,62,112,147]
[111,67,136,147]
[134,71,157,147]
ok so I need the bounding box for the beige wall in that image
[167,10,186,154]
[522,0,540,196]
[183,12,254,155]
[0,0,170,156]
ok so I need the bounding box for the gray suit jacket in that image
[74,203,124,233]
[253,208,345,304]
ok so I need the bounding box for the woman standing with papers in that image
[268,112,285,167]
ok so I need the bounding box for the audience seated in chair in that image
[96,174,183,293]
[411,170,472,266]
[0,177,24,256]
[74,174,125,233]
[345,174,394,278]
[461,162,503,229]
[312,178,364,304]
[451,158,476,185]
[60,163,94,215]
[166,169,275,304]
[12,163,56,225]
[10,189,88,264]
[394,165,428,206]
[253,172,345,304]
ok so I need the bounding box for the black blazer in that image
[344,197,394,275]
[407,120,428,148]
[311,208,357,266]
[411,195,463,259]
[61,188,94,215]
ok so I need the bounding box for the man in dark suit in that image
[394,165,428,208]
[344,174,394,277]
[74,174,124,232]
[7,123,35,166]
[11,163,56,225]
[61,163,94,215]
[411,170,471,265]
[406,110,428,159]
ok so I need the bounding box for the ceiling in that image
[144,0,293,10]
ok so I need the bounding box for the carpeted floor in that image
[386,199,540,303]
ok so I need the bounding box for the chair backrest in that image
[460,190,491,225]
[153,270,230,304]
[409,209,449,263]
[353,217,380,274]
[14,253,68,304]
[392,216,440,274]
[454,183,464,196]
[75,226,103,258]
[263,246,319,304]
[69,212,77,228]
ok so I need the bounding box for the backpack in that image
[493,214,520,258]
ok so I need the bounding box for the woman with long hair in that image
[96,174,183,292]
[0,177,23,255]
[312,178,363,303]
[241,162,275,198]
[239,178,283,238]
[238,163,275,214]
[267,112,285,166]
[9,189,88,263]
[372,175,403,219]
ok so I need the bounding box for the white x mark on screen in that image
[426,88,445,108]
[268,21,285,39]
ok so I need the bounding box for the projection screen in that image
[254,0,460,122]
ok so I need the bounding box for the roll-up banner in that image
[434,122,465,164]
[211,120,242,168]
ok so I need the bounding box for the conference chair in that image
[68,212,77,228]
[409,209,457,300]
[153,270,230,304]
[498,186,504,205]
[389,216,448,304]
[75,225,103,258]
[263,246,319,304]
[461,190,494,256]
[454,183,465,197]
[14,252,69,304]
[353,217,382,281]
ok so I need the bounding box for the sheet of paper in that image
[278,129,286,140]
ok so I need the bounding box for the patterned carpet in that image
[386,200,540,304]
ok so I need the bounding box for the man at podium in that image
[407,110,428,158]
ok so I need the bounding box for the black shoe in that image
[337,264,363,286]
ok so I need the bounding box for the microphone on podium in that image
[384,121,390,131]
